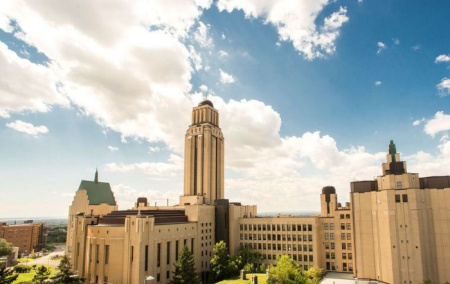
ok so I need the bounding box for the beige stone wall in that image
[353,154,450,284]
[66,190,117,257]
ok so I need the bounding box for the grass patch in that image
[13,265,56,284]
[215,273,267,284]
[17,258,33,264]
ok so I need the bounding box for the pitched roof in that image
[78,180,116,206]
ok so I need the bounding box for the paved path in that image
[25,245,65,267]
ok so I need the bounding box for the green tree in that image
[210,241,231,281]
[32,266,51,284]
[0,267,18,284]
[0,239,13,258]
[237,244,261,270]
[171,246,199,284]
[303,266,323,284]
[266,255,304,284]
[50,255,84,284]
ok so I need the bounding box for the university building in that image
[67,100,450,284]
[0,221,45,255]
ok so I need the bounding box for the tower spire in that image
[389,140,397,162]
[94,168,99,183]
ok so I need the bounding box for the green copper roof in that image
[78,180,116,206]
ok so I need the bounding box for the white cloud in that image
[423,111,450,137]
[221,33,226,40]
[437,78,450,96]
[0,42,68,118]
[105,154,183,177]
[108,145,118,152]
[219,50,229,57]
[0,0,218,153]
[148,146,161,152]
[412,118,425,126]
[393,38,400,45]
[199,84,208,92]
[194,21,213,48]
[412,45,421,51]
[375,81,381,86]
[219,69,235,84]
[377,41,386,54]
[216,0,349,60]
[6,120,49,136]
[112,183,180,209]
[435,54,450,63]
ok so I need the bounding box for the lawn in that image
[215,273,267,284]
[13,265,56,284]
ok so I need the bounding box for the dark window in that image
[191,238,194,253]
[175,240,179,261]
[167,242,170,265]
[402,194,408,202]
[105,245,109,264]
[167,271,170,279]
[145,245,148,271]
[395,194,401,203]
[131,246,134,262]
[157,243,161,267]
[157,273,160,282]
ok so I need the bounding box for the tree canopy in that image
[0,239,13,258]
[0,267,18,284]
[266,255,323,284]
[171,246,199,284]
[50,255,85,284]
[32,265,51,284]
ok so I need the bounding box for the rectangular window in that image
[309,255,313,262]
[157,243,161,267]
[325,242,329,249]
[397,181,403,189]
[324,223,329,230]
[342,253,347,259]
[157,273,160,282]
[175,240,179,261]
[330,233,335,240]
[326,252,330,259]
[395,194,401,203]
[343,262,347,271]
[331,252,335,259]
[346,214,350,219]
[347,243,352,250]
[308,224,312,231]
[347,233,351,240]
[349,263,353,272]
[89,244,92,262]
[330,223,334,230]
[104,276,108,284]
[308,245,313,252]
[191,238,194,254]
[346,223,351,230]
[342,243,346,250]
[166,271,170,280]
[105,245,109,265]
[341,223,345,230]
[131,246,134,262]
[145,245,148,271]
[167,242,170,265]
[348,253,352,260]
[340,214,344,219]
[331,242,335,249]
[341,233,346,240]
[402,194,408,202]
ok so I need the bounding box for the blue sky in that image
[1,0,450,218]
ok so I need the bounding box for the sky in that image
[1,0,450,218]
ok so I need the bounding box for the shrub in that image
[14,264,31,273]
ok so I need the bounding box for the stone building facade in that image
[67,100,450,284]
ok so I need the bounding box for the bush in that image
[14,264,31,273]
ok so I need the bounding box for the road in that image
[25,245,65,267]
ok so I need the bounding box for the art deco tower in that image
[182,99,224,205]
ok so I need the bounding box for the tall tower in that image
[182,99,224,205]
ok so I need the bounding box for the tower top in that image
[198,99,214,108]
[389,140,397,162]
[94,168,99,183]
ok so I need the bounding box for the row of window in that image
[241,242,313,252]
[264,253,313,262]
[323,223,351,230]
[324,233,352,240]
[326,262,353,272]
[324,242,352,250]
[240,233,313,242]
[325,252,352,260]
[395,194,408,203]
[240,223,313,232]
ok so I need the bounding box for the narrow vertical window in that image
[395,194,401,203]
[402,194,408,202]
[105,245,109,264]
[89,244,92,262]
[145,245,148,271]
[167,242,170,265]
[157,243,161,267]
[175,240,179,261]
[191,238,194,254]
[131,246,134,262]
